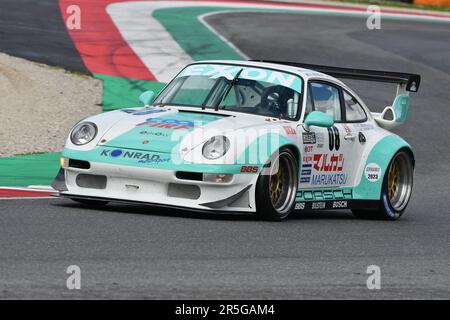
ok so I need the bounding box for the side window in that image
[343,90,367,122]
[310,82,342,121]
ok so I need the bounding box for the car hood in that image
[98,107,283,154]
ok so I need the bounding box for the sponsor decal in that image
[295,200,350,211]
[136,117,194,130]
[303,155,313,163]
[313,153,344,172]
[300,155,313,183]
[178,64,302,93]
[139,130,169,137]
[297,189,353,201]
[122,108,167,116]
[138,157,170,164]
[333,200,348,208]
[365,163,381,182]
[302,132,316,144]
[300,153,347,185]
[316,132,325,149]
[283,126,296,135]
[311,173,347,186]
[240,166,259,173]
[295,202,305,210]
[312,202,326,209]
[300,163,312,183]
[343,124,352,134]
[313,154,347,186]
[304,145,314,153]
[295,189,353,210]
[100,149,170,164]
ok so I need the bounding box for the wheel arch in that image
[398,146,415,168]
[238,131,300,170]
[253,141,300,221]
[353,135,415,200]
[281,144,300,165]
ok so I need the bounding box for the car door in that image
[339,89,374,187]
[298,81,353,193]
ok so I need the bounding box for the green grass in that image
[333,0,450,12]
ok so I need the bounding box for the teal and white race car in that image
[53,60,420,221]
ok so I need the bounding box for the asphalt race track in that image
[1,8,450,299]
[0,0,87,72]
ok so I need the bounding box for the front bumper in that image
[54,161,258,212]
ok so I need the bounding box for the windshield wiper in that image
[213,68,243,112]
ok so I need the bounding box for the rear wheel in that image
[352,150,413,220]
[255,148,298,221]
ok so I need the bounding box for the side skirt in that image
[294,200,380,211]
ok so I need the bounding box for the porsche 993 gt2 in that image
[53,60,420,221]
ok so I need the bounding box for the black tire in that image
[71,198,109,207]
[255,147,298,221]
[352,150,414,220]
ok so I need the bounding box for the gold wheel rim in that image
[270,166,283,205]
[388,159,398,202]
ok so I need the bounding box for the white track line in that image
[0,186,55,192]
[198,10,250,60]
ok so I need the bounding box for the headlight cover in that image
[202,136,230,160]
[70,122,97,145]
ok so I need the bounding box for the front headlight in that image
[202,136,230,160]
[70,122,97,145]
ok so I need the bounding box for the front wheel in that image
[255,148,298,221]
[352,150,414,220]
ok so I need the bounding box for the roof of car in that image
[193,60,345,85]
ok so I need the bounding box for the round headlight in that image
[70,122,97,145]
[202,136,230,160]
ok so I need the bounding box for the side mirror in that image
[139,90,156,106]
[303,111,334,131]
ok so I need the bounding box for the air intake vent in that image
[176,171,202,181]
[76,174,107,189]
[69,159,91,169]
[168,183,201,200]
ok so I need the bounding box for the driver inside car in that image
[259,85,297,119]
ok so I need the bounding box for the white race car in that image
[53,60,420,221]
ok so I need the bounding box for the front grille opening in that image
[167,183,201,200]
[69,159,91,169]
[76,174,107,189]
[176,171,202,181]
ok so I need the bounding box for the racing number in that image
[327,126,340,151]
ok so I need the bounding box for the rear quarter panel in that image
[353,131,414,200]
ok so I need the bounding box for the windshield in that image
[153,64,303,120]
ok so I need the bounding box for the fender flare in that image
[353,135,415,200]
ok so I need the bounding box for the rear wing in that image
[251,60,421,130]
[250,60,420,92]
